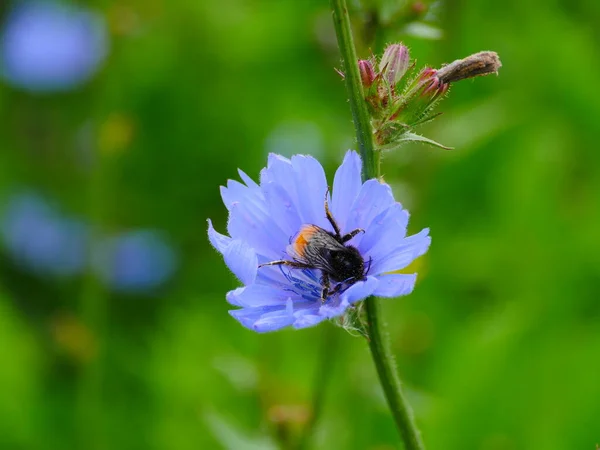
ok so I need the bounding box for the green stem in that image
[331,1,425,449]
[330,0,376,179]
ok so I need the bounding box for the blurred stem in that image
[296,324,337,450]
[78,132,108,450]
[331,1,425,449]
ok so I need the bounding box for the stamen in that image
[274,264,356,305]
[277,265,322,301]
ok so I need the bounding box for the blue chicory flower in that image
[1,192,88,276]
[208,151,430,332]
[92,230,178,294]
[0,1,108,92]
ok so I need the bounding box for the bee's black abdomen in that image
[329,246,365,283]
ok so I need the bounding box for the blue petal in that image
[260,153,329,229]
[331,151,362,230]
[341,276,379,304]
[318,276,379,319]
[359,203,409,258]
[222,239,257,285]
[226,283,298,307]
[319,298,350,319]
[238,168,259,189]
[293,309,327,329]
[262,180,303,239]
[227,201,289,260]
[261,154,294,186]
[230,300,295,333]
[345,180,396,245]
[290,155,329,227]
[229,306,285,332]
[370,228,431,275]
[220,178,264,212]
[253,300,296,332]
[373,273,417,297]
[250,154,329,256]
[207,219,231,254]
[221,168,288,259]
[226,287,246,306]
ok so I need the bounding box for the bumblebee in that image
[259,191,370,301]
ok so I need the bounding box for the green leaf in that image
[398,132,453,150]
[411,112,444,128]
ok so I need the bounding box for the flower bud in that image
[436,51,502,84]
[413,68,448,100]
[379,43,410,87]
[358,59,376,89]
[417,69,449,99]
[392,68,448,124]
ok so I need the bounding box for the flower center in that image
[276,266,356,304]
[278,266,322,301]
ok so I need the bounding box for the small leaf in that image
[411,111,443,127]
[204,412,278,450]
[402,22,443,40]
[399,132,453,150]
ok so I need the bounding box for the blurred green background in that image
[1,0,599,449]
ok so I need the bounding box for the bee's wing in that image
[286,224,345,273]
[286,224,320,263]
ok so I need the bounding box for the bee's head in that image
[329,246,365,283]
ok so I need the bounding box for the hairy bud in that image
[379,44,410,87]
[390,68,448,125]
[436,51,502,84]
[358,59,376,89]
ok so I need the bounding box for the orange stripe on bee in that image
[293,225,319,257]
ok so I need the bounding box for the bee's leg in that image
[327,283,343,296]
[324,188,342,239]
[259,260,312,269]
[341,228,365,243]
[364,256,373,276]
[321,276,345,302]
[320,272,331,302]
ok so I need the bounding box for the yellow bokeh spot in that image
[99,113,135,155]
[50,313,97,363]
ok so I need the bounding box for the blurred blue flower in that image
[1,192,178,292]
[1,192,87,276]
[93,230,177,293]
[208,151,431,332]
[0,1,108,92]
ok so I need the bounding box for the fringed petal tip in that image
[208,220,257,285]
[207,219,231,254]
